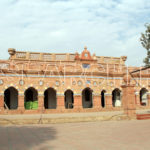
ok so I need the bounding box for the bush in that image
[25,101,38,110]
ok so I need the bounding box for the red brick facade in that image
[0,47,149,114]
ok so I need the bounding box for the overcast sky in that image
[0,0,150,66]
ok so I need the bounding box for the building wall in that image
[0,48,150,114]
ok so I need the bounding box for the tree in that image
[140,23,150,67]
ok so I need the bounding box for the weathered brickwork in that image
[0,47,150,114]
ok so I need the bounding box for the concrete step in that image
[0,114,129,125]
[137,114,150,120]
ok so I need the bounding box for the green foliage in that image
[25,101,38,110]
[140,23,150,67]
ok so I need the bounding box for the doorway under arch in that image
[112,88,121,107]
[44,88,57,109]
[82,88,93,108]
[64,90,74,109]
[4,87,18,110]
[24,87,38,109]
[140,88,148,106]
[101,90,106,108]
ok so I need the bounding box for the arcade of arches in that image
[2,87,149,111]
[0,48,150,114]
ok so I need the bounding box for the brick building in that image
[0,46,149,114]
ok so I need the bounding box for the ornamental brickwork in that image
[0,47,149,114]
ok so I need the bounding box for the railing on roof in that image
[9,49,76,61]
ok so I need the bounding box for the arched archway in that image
[4,87,18,110]
[140,88,148,106]
[101,90,106,108]
[64,90,74,109]
[82,88,93,108]
[44,88,57,109]
[112,88,121,107]
[24,87,38,109]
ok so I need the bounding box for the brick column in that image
[135,92,140,106]
[105,93,112,108]
[122,84,136,118]
[0,94,4,111]
[57,95,65,110]
[18,94,25,111]
[38,94,44,112]
[147,93,150,106]
[74,95,82,109]
[93,95,101,108]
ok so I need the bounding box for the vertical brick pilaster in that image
[121,84,136,118]
[93,95,101,108]
[105,94,112,108]
[74,95,82,109]
[18,95,24,111]
[135,92,140,106]
[57,95,65,110]
[147,93,150,106]
[0,95,4,111]
[38,95,44,111]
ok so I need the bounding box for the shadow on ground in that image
[0,125,57,150]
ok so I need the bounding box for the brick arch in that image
[140,88,148,106]
[82,87,93,108]
[82,87,93,92]
[140,87,148,92]
[63,88,72,93]
[4,86,18,110]
[24,87,38,109]
[24,86,38,92]
[64,89,74,109]
[44,87,57,93]
[3,85,18,92]
[112,88,121,107]
[101,89,106,108]
[112,88,121,93]
[44,87,57,109]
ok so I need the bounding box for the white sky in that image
[0,0,150,66]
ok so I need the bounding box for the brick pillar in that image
[105,93,112,108]
[122,84,136,118]
[93,95,101,108]
[147,93,150,106]
[57,95,65,110]
[0,94,4,111]
[18,95,25,111]
[135,92,140,106]
[74,95,82,109]
[38,95,44,112]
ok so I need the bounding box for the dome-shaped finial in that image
[84,46,87,50]
[8,48,16,56]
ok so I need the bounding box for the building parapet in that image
[8,47,127,65]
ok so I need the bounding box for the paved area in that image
[0,111,124,119]
[0,109,149,120]
[1,120,150,150]
[0,111,126,124]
